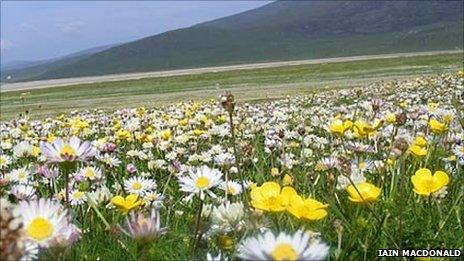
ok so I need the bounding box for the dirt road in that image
[1,50,462,92]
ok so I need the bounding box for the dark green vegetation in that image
[1,53,462,120]
[3,1,463,82]
[1,44,116,82]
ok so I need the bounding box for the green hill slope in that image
[5,0,464,82]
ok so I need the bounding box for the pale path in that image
[1,50,462,92]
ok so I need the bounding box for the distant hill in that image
[3,0,463,82]
[1,44,117,82]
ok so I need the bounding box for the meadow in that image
[1,53,462,120]
[0,55,463,260]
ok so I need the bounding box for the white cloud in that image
[19,23,37,32]
[0,40,13,53]
[57,21,84,33]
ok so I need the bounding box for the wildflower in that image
[178,165,223,200]
[119,208,166,242]
[346,182,381,203]
[54,223,81,247]
[270,167,280,177]
[353,120,381,138]
[126,163,137,174]
[210,201,245,232]
[69,190,86,206]
[282,174,293,186]
[11,185,37,200]
[250,182,297,212]
[410,145,427,157]
[16,198,72,247]
[385,113,396,124]
[76,166,102,181]
[124,177,157,196]
[40,136,95,162]
[159,129,172,141]
[220,180,243,196]
[112,194,142,214]
[329,119,352,136]
[237,230,329,260]
[9,167,31,184]
[411,168,449,196]
[287,195,328,221]
[13,141,34,158]
[0,155,13,169]
[428,119,447,134]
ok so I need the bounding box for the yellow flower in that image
[179,118,189,126]
[413,136,427,147]
[410,145,427,157]
[353,120,381,138]
[287,195,328,221]
[282,174,293,186]
[32,146,41,157]
[159,129,172,141]
[216,115,227,124]
[250,182,297,212]
[329,119,352,136]
[411,168,449,196]
[47,134,57,143]
[116,129,132,141]
[193,129,205,136]
[112,194,142,214]
[385,113,396,124]
[270,168,280,177]
[428,119,447,134]
[347,182,381,203]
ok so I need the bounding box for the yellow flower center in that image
[26,217,53,241]
[132,181,142,190]
[227,186,236,195]
[60,144,77,158]
[358,162,367,170]
[271,243,298,261]
[84,168,95,179]
[0,158,6,165]
[72,191,84,200]
[18,172,26,179]
[195,176,210,189]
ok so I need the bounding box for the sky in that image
[0,1,270,63]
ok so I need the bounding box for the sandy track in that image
[1,50,462,92]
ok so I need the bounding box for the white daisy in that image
[210,201,244,233]
[39,136,95,163]
[11,184,37,200]
[124,176,157,195]
[69,189,86,206]
[178,165,223,200]
[143,191,164,208]
[13,141,34,158]
[9,167,31,184]
[76,166,103,181]
[220,180,243,196]
[15,198,71,247]
[97,153,122,167]
[0,154,13,169]
[238,230,330,261]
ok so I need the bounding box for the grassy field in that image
[1,52,462,120]
[1,71,463,260]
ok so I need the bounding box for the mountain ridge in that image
[3,0,463,82]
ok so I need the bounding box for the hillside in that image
[3,0,463,82]
[1,44,117,82]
